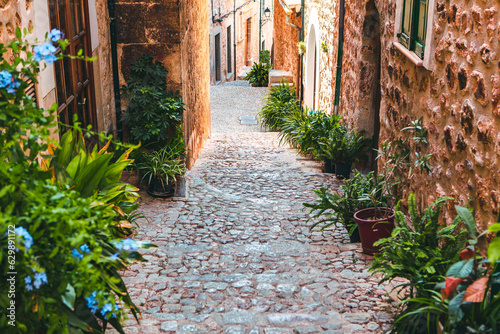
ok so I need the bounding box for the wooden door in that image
[215,33,221,82]
[48,0,96,132]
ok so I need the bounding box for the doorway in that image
[48,0,96,132]
[245,18,252,66]
[215,33,221,82]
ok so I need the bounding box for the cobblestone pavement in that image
[121,83,393,333]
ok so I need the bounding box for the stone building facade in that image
[274,0,500,230]
[209,0,274,85]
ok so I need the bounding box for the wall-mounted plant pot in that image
[146,178,175,198]
[335,163,352,180]
[354,207,395,255]
[324,158,335,173]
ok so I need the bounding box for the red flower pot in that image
[354,207,395,255]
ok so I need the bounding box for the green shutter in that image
[399,0,413,48]
[413,0,427,58]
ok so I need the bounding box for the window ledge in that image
[394,41,424,67]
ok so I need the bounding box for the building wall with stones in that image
[0,0,116,134]
[209,0,274,85]
[302,0,337,112]
[272,0,301,89]
[115,0,210,167]
[338,0,500,231]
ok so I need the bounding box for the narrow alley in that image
[121,83,393,333]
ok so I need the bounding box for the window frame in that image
[394,0,436,69]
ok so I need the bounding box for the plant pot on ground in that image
[136,136,187,198]
[354,207,395,255]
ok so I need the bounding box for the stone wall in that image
[339,0,500,231]
[272,0,301,89]
[180,0,211,168]
[116,0,211,167]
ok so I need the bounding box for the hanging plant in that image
[297,41,306,56]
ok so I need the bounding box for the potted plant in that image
[136,136,187,198]
[304,171,385,243]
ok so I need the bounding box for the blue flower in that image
[72,248,83,260]
[47,29,63,42]
[14,227,33,250]
[26,284,33,291]
[113,304,119,318]
[33,42,57,64]
[110,253,120,261]
[117,238,138,251]
[0,70,12,89]
[6,79,20,95]
[33,272,48,289]
[79,244,90,253]
[86,291,98,314]
[24,276,32,284]
[101,302,113,317]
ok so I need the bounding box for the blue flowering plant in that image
[0,29,155,333]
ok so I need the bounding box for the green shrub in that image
[258,83,299,130]
[0,29,154,333]
[279,108,342,159]
[244,51,272,87]
[318,126,370,163]
[304,171,390,237]
[122,53,184,145]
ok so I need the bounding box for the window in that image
[397,0,427,59]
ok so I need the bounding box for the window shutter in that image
[413,0,427,58]
[398,0,413,49]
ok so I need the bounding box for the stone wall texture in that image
[338,0,500,231]
[116,0,211,168]
[272,0,301,89]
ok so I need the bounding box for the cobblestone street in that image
[122,83,393,333]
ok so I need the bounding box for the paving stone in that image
[160,321,178,332]
[222,309,255,325]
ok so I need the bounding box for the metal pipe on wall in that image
[234,0,237,80]
[107,0,122,141]
[333,0,345,113]
[299,0,305,104]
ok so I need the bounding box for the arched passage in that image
[305,24,319,109]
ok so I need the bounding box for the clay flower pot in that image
[335,162,352,180]
[354,207,395,255]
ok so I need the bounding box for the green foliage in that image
[370,194,470,333]
[258,83,300,131]
[136,134,187,187]
[279,108,342,159]
[244,52,272,87]
[304,171,389,236]
[318,126,370,163]
[0,30,154,333]
[321,41,328,54]
[297,41,306,56]
[122,53,184,145]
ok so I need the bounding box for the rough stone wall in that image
[115,0,182,91]
[303,0,337,112]
[272,0,301,89]
[339,0,500,231]
[180,0,211,168]
[0,0,33,44]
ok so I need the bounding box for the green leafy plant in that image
[122,53,184,145]
[258,82,300,131]
[370,195,470,333]
[0,29,155,333]
[297,41,306,56]
[319,126,370,163]
[304,171,389,237]
[279,108,342,159]
[244,52,273,87]
[321,41,328,54]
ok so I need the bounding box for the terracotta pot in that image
[323,158,335,173]
[335,163,352,180]
[354,207,395,255]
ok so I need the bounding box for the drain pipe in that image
[233,0,237,81]
[107,0,122,141]
[333,0,345,114]
[299,0,305,104]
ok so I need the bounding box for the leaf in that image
[463,277,488,303]
[455,205,477,239]
[490,223,500,233]
[448,291,465,325]
[446,259,474,278]
[62,283,76,310]
[460,247,475,260]
[488,236,500,264]
[442,277,464,300]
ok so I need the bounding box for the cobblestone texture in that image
[119,83,393,333]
